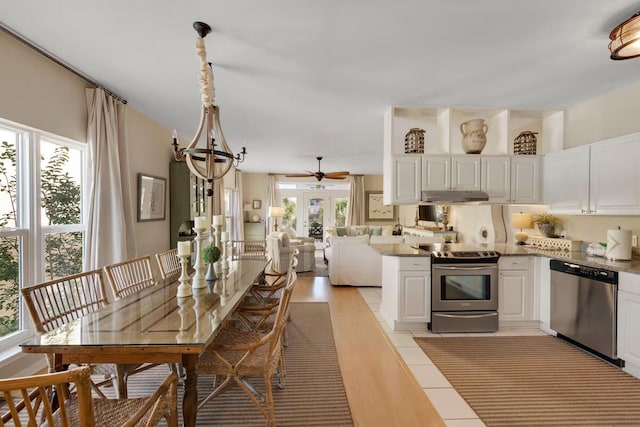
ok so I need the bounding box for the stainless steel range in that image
[416,244,500,333]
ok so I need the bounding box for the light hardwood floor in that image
[292,275,445,427]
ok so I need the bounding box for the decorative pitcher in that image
[460,119,488,154]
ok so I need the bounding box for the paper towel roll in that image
[606,229,632,261]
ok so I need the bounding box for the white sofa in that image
[323,226,443,287]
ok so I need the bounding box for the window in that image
[281,197,297,229]
[0,120,85,351]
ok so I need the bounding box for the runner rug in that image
[414,335,640,426]
[126,302,352,426]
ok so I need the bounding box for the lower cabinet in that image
[381,256,431,330]
[498,256,534,324]
[618,272,640,379]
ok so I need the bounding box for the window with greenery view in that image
[0,122,85,345]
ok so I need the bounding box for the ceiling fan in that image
[285,156,350,181]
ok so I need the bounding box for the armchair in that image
[267,232,315,273]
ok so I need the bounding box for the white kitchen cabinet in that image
[422,155,480,192]
[498,256,534,324]
[390,157,421,204]
[381,256,431,330]
[482,156,541,203]
[536,256,553,334]
[422,156,450,191]
[618,272,640,379]
[451,156,481,191]
[590,134,640,215]
[545,133,640,215]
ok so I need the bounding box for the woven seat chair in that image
[230,239,267,260]
[197,261,298,426]
[21,269,150,399]
[104,255,155,299]
[0,366,178,427]
[155,248,182,282]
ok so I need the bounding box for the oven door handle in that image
[433,266,497,271]
[433,312,498,319]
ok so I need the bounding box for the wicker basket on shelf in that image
[513,131,538,155]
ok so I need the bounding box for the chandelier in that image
[172,21,247,196]
[609,11,640,60]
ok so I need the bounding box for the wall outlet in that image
[633,235,638,248]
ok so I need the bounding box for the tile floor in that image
[358,287,548,427]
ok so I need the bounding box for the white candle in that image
[213,215,224,226]
[194,216,208,229]
[221,231,229,242]
[177,241,191,256]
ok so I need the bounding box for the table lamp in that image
[269,206,284,232]
[510,212,533,245]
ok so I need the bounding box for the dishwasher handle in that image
[549,259,617,284]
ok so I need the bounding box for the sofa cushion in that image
[331,234,370,245]
[369,226,382,236]
[336,227,348,236]
[381,225,394,236]
[370,235,404,244]
[349,225,369,236]
[283,226,297,239]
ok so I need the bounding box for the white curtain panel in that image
[265,174,277,233]
[85,88,137,269]
[234,169,244,240]
[347,175,364,226]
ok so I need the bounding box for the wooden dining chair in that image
[21,269,149,399]
[196,257,298,426]
[230,240,267,260]
[0,366,178,427]
[104,255,155,299]
[155,248,182,282]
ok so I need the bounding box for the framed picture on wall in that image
[252,199,262,209]
[137,173,166,222]
[365,191,396,221]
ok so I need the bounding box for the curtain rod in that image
[1,23,128,104]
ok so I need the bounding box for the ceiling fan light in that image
[609,11,640,60]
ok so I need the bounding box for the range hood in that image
[421,190,489,203]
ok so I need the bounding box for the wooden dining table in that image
[21,258,267,427]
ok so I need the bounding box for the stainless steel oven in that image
[422,244,500,333]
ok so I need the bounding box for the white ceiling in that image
[2,1,640,175]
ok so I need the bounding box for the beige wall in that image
[0,29,174,377]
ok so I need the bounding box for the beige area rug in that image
[123,302,352,426]
[414,336,640,426]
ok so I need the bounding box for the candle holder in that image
[176,254,192,297]
[221,239,229,274]
[192,226,207,289]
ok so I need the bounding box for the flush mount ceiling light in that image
[609,11,640,60]
[172,21,247,195]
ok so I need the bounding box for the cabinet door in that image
[511,156,541,203]
[422,156,450,191]
[399,271,430,322]
[481,156,510,202]
[498,270,532,322]
[543,146,590,214]
[590,136,640,215]
[451,156,481,191]
[391,157,421,204]
[618,290,640,375]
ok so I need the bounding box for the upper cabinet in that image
[544,133,640,215]
[383,106,560,205]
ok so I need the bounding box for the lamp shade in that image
[269,206,284,218]
[510,213,533,230]
[609,12,640,60]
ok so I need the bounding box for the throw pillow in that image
[351,225,369,236]
[283,226,297,239]
[381,225,394,236]
[336,227,348,236]
[370,226,382,236]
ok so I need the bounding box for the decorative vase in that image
[205,263,217,282]
[460,119,488,154]
[538,223,555,237]
[404,128,425,154]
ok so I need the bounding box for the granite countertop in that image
[371,243,640,274]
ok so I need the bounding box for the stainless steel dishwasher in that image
[550,259,623,366]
